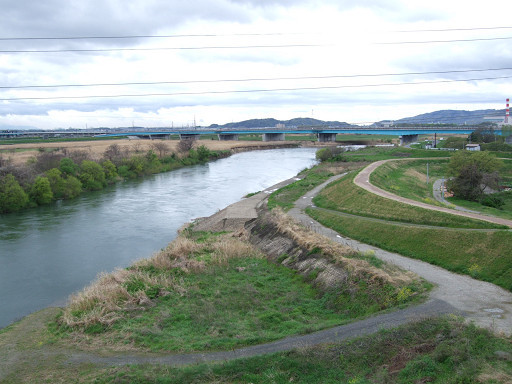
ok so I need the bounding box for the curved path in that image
[290,174,512,335]
[56,172,512,370]
[2,171,512,379]
[354,159,512,228]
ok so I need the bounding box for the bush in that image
[196,145,210,162]
[316,148,332,162]
[480,195,505,209]
[29,176,53,205]
[60,176,82,199]
[101,160,118,182]
[79,160,106,191]
[59,158,80,176]
[0,174,29,213]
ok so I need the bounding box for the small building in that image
[465,144,481,151]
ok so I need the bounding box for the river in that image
[0,147,317,328]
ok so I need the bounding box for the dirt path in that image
[2,170,511,377]
[292,173,512,335]
[354,159,512,228]
[59,172,512,369]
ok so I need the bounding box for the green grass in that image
[54,229,424,353]
[342,147,453,162]
[92,317,512,384]
[313,172,502,229]
[108,257,346,352]
[370,158,512,219]
[448,192,512,220]
[307,208,512,291]
[268,167,334,210]
[370,159,448,203]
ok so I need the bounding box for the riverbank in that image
[0,147,320,329]
[0,138,322,165]
[1,168,511,382]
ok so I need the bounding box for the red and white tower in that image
[506,98,510,124]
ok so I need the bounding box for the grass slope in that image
[307,208,512,291]
[52,225,425,353]
[313,173,501,229]
[92,317,512,384]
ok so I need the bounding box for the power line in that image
[0,43,324,54]
[3,67,512,90]
[1,36,512,54]
[2,75,510,102]
[395,26,512,33]
[0,32,303,41]
[377,36,512,45]
[1,26,511,41]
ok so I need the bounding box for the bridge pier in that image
[317,133,337,142]
[263,133,286,141]
[399,134,419,146]
[218,134,239,141]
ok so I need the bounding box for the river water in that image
[0,147,317,328]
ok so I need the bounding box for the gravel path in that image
[63,170,512,368]
[432,178,481,213]
[354,159,512,228]
[291,172,512,335]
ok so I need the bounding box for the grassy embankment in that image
[49,211,425,353]
[308,172,512,291]
[370,158,512,219]
[92,317,512,383]
[2,147,511,382]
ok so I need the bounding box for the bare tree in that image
[132,142,143,154]
[68,150,92,164]
[177,138,195,153]
[104,143,122,164]
[151,141,170,158]
[33,151,65,173]
[0,153,9,168]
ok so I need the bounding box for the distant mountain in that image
[391,109,505,125]
[208,117,353,129]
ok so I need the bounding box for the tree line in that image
[0,141,225,214]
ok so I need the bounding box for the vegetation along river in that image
[0,147,318,328]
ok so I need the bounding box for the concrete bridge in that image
[2,126,509,145]
[95,126,509,145]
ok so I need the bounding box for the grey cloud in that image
[0,0,255,46]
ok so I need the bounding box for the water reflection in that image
[0,147,317,328]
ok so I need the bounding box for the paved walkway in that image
[291,173,512,336]
[354,159,512,228]
[432,178,481,213]
[64,171,512,368]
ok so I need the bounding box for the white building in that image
[465,144,481,151]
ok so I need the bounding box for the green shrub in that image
[29,176,53,205]
[100,159,118,182]
[480,195,505,209]
[59,157,79,176]
[0,174,29,213]
[316,148,332,162]
[79,160,106,190]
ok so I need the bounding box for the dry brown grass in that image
[60,232,261,329]
[404,167,428,183]
[478,368,512,384]
[269,208,417,287]
[0,138,294,165]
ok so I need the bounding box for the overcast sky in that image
[0,0,511,129]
